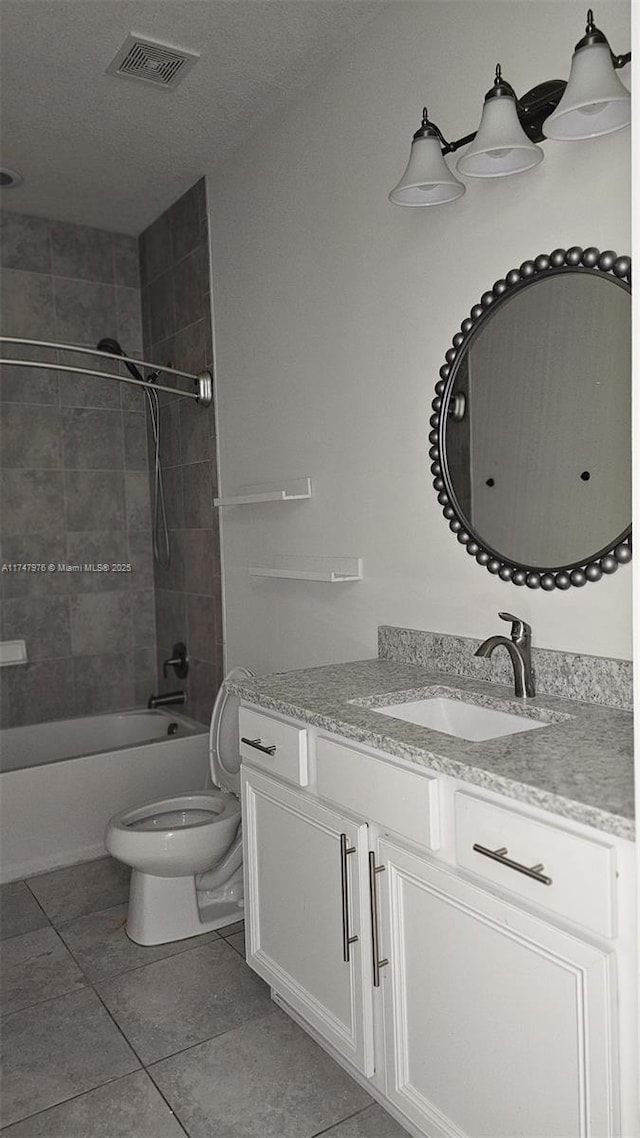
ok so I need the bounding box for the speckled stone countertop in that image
[227,659,634,841]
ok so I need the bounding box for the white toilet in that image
[105,666,253,946]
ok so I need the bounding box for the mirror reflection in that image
[444,271,631,570]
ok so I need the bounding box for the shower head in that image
[97,337,146,384]
[97,337,124,356]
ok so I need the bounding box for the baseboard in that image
[0,842,106,884]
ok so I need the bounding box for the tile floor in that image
[0,857,410,1137]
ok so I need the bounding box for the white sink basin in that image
[371,697,547,742]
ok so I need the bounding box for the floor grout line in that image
[59,932,226,985]
[0,979,90,1021]
[309,1103,376,1137]
[2,871,249,1135]
[24,899,132,930]
[6,865,376,1138]
[144,1006,281,1072]
[140,1072,191,1138]
[21,878,57,922]
[0,1070,154,1135]
[88,981,149,1072]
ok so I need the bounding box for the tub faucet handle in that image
[163,642,189,679]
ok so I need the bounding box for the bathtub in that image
[0,709,209,882]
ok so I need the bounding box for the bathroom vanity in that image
[230,643,636,1138]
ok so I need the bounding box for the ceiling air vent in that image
[106,35,199,90]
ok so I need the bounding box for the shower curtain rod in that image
[0,336,213,407]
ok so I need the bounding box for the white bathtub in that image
[0,709,209,882]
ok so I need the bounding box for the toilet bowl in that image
[105,666,253,946]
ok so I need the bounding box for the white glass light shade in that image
[543,42,630,139]
[389,135,465,205]
[456,95,543,178]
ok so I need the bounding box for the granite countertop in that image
[227,658,634,841]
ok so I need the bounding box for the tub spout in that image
[148,691,186,709]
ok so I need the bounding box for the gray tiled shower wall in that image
[0,182,222,729]
[0,212,157,726]
[139,179,224,725]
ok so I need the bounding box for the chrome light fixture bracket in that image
[516,79,568,143]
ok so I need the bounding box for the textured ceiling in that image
[0,0,389,234]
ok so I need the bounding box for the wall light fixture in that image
[389,9,631,206]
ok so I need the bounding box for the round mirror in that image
[431,247,631,590]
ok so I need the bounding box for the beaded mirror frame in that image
[430,246,632,590]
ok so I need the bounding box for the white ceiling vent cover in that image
[107,34,199,90]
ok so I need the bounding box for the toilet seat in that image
[108,663,255,843]
[131,808,215,831]
[208,666,254,794]
[115,791,239,832]
[106,790,241,876]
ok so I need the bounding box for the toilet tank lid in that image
[209,666,255,794]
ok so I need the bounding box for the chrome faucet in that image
[475,612,535,698]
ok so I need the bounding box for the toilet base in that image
[126,867,244,946]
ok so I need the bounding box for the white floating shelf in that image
[249,555,363,583]
[0,639,27,667]
[215,477,312,507]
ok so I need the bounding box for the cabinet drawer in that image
[239,707,308,786]
[455,792,615,937]
[316,737,439,849]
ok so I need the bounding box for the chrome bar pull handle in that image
[368,851,389,987]
[241,737,277,756]
[339,834,358,963]
[472,842,552,886]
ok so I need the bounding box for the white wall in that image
[207,0,632,675]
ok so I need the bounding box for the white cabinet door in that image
[377,837,618,1138]
[242,767,375,1076]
